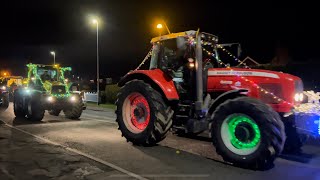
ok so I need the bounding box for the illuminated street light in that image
[3,72,7,76]
[156,24,163,29]
[156,21,171,36]
[89,17,100,105]
[50,51,56,65]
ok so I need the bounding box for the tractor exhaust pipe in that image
[195,32,203,113]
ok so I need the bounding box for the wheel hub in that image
[234,123,253,142]
[122,93,150,133]
[228,115,261,149]
[133,106,145,120]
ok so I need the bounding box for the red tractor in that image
[116,31,287,169]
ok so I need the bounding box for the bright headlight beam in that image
[48,96,53,102]
[70,96,76,102]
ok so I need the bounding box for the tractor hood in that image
[207,67,301,82]
[207,68,303,113]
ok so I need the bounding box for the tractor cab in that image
[26,64,71,95]
[150,30,219,102]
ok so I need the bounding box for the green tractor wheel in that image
[212,97,285,170]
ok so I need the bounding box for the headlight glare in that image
[294,93,304,102]
[47,96,54,102]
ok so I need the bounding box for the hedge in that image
[101,84,120,104]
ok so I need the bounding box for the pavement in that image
[1,103,320,180]
[0,124,131,180]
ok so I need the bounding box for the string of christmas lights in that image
[26,64,72,97]
[201,41,250,69]
[134,48,153,71]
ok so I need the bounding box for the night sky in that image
[0,1,319,79]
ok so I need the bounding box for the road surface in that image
[1,103,320,180]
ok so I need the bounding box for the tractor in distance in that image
[0,79,9,111]
[116,30,287,169]
[13,63,85,121]
[0,75,24,101]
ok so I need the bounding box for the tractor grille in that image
[51,85,66,94]
[258,83,283,104]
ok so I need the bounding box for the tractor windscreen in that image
[37,67,58,82]
[150,37,193,72]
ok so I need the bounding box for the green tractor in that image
[13,63,85,121]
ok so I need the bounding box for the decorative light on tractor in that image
[188,58,195,68]
[1,86,6,90]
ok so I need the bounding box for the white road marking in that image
[1,120,147,180]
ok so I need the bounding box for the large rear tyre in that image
[211,97,285,170]
[13,91,25,117]
[0,93,9,111]
[26,95,45,121]
[49,109,61,116]
[116,80,174,146]
[64,96,83,119]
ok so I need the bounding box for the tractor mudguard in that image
[118,69,179,100]
[209,89,248,115]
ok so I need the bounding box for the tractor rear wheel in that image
[13,91,25,117]
[116,80,174,146]
[49,109,61,116]
[64,96,83,119]
[211,97,285,170]
[26,95,45,121]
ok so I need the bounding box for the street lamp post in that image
[50,51,56,65]
[92,19,100,105]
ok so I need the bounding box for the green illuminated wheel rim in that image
[221,113,261,155]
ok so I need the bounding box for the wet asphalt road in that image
[1,103,320,180]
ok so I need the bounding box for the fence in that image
[83,92,98,103]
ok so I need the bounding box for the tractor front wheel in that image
[13,91,25,117]
[26,95,45,121]
[64,96,83,119]
[211,97,285,170]
[116,80,174,146]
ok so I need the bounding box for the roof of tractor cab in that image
[150,30,219,43]
[27,63,59,68]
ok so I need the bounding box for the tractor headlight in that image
[70,96,77,102]
[294,93,304,102]
[47,96,54,102]
[24,87,31,94]
[1,86,6,90]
